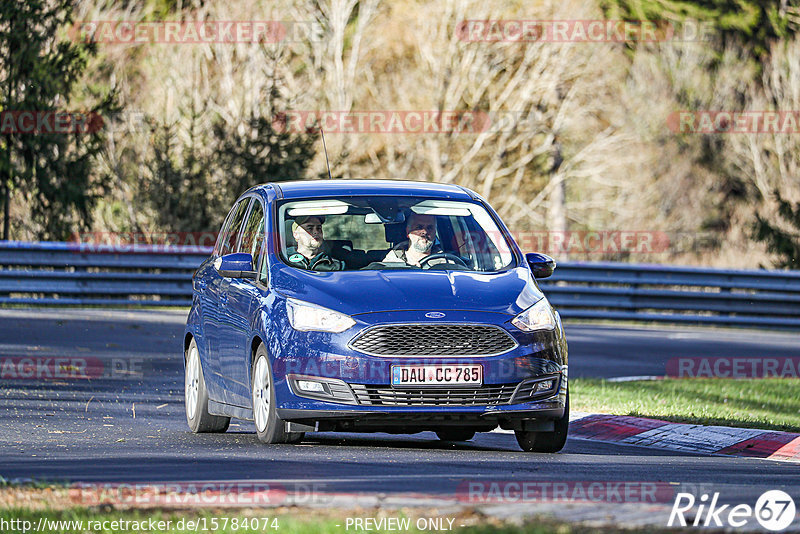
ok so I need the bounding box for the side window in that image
[237,200,265,271]
[213,206,236,256]
[258,238,269,282]
[218,198,251,257]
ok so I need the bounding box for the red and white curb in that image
[569,413,800,463]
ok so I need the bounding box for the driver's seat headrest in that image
[384,222,407,245]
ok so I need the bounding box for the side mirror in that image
[525,252,556,279]
[214,253,257,279]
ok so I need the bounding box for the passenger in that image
[383,213,443,267]
[286,216,344,271]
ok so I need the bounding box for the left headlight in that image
[285,298,356,333]
[511,298,557,332]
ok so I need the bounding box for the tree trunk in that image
[2,143,9,241]
[547,141,566,258]
[2,183,8,241]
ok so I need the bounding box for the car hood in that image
[270,265,544,316]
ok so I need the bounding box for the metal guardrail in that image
[538,262,800,328]
[2,241,800,328]
[0,241,204,307]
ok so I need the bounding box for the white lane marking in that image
[606,375,665,382]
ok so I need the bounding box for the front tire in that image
[251,344,304,444]
[515,392,569,453]
[185,338,230,433]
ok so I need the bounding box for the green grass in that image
[571,378,800,432]
[0,507,690,534]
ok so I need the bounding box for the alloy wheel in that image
[253,357,270,432]
[185,346,199,420]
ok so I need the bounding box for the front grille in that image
[349,324,518,357]
[350,383,516,406]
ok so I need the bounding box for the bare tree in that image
[352,0,647,251]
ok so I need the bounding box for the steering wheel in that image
[418,252,469,269]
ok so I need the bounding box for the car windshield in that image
[277,196,516,272]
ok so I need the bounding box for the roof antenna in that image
[320,127,333,180]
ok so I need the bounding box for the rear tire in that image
[185,338,230,433]
[515,391,569,453]
[251,344,304,444]
[435,429,476,442]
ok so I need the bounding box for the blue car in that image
[184,180,568,452]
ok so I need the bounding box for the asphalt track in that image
[1,309,799,529]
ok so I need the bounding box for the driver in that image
[383,213,443,267]
[286,215,344,271]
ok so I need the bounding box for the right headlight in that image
[285,298,356,333]
[511,298,557,332]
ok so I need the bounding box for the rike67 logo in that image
[669,490,796,531]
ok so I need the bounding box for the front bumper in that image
[270,308,568,431]
[276,373,567,433]
[286,370,560,402]
[277,401,565,433]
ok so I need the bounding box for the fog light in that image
[287,374,358,405]
[297,380,326,393]
[535,379,555,392]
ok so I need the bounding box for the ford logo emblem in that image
[425,312,446,319]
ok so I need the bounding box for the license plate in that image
[391,364,483,387]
